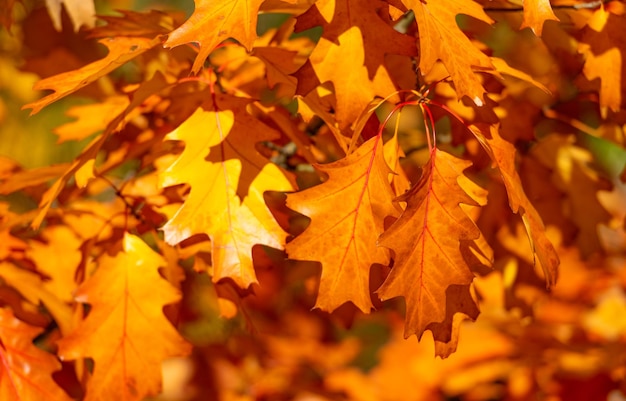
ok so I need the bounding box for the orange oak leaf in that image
[520,0,558,36]
[56,234,191,401]
[29,73,170,229]
[22,36,161,115]
[295,27,399,129]
[471,123,559,287]
[164,0,264,74]
[160,97,293,288]
[286,135,400,312]
[252,47,299,90]
[294,0,416,79]
[402,0,495,105]
[45,0,95,32]
[0,308,72,401]
[293,0,415,129]
[377,148,483,353]
[579,8,625,118]
[0,262,73,335]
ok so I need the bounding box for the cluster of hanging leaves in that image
[1,0,626,399]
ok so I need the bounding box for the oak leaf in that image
[294,0,417,79]
[160,97,293,288]
[293,0,415,129]
[0,262,73,335]
[377,148,483,354]
[295,27,399,129]
[578,8,625,118]
[471,124,559,287]
[0,308,72,401]
[520,0,558,36]
[165,0,264,74]
[56,234,191,401]
[29,73,170,228]
[23,36,161,115]
[286,135,400,313]
[402,0,495,105]
[52,96,130,143]
[27,225,81,303]
[252,47,299,90]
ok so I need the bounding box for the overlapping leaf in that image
[293,0,415,128]
[160,96,293,288]
[0,308,71,401]
[286,135,400,313]
[22,36,161,115]
[28,73,170,228]
[295,27,399,129]
[377,148,484,355]
[520,0,558,36]
[56,234,191,401]
[402,0,495,105]
[471,124,559,287]
[165,0,264,73]
[578,8,625,117]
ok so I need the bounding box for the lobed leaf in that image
[287,135,401,313]
[57,234,192,401]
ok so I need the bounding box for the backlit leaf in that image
[402,0,495,104]
[23,36,161,115]
[377,148,483,355]
[56,234,191,401]
[165,0,264,74]
[160,96,293,288]
[0,308,71,401]
[520,0,558,36]
[287,135,400,313]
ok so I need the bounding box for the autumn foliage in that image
[1,0,626,399]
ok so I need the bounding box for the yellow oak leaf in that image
[57,234,192,401]
[23,36,161,115]
[0,308,72,401]
[286,135,400,313]
[402,0,495,105]
[160,96,293,288]
[520,0,558,36]
[53,96,130,143]
[377,148,482,354]
[579,8,625,118]
[0,262,73,335]
[27,225,81,303]
[165,0,264,74]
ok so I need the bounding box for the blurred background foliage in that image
[0,0,193,168]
